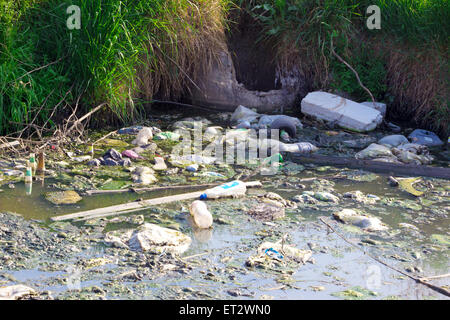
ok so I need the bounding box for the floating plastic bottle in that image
[296,142,318,154]
[189,200,213,229]
[29,153,37,174]
[199,180,247,200]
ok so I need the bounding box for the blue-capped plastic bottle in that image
[199,180,247,200]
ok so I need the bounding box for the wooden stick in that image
[290,154,450,179]
[84,183,221,196]
[52,181,262,222]
[319,217,450,298]
[419,273,450,281]
[0,140,20,149]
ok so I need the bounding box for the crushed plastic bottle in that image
[199,180,247,200]
[262,153,283,165]
[189,200,213,229]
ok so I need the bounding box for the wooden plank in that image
[289,154,450,179]
[51,190,204,222]
[51,181,262,222]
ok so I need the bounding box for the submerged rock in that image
[333,209,387,232]
[131,167,157,185]
[355,143,394,160]
[45,191,82,205]
[0,285,36,300]
[129,223,191,254]
[378,135,409,147]
[247,202,285,221]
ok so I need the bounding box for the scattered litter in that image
[189,200,213,229]
[153,157,167,171]
[131,167,157,185]
[408,129,443,147]
[396,177,424,197]
[200,180,247,200]
[246,238,312,269]
[378,135,409,147]
[132,127,153,146]
[333,209,388,231]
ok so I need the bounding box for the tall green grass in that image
[0,0,230,135]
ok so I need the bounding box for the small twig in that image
[182,251,210,261]
[319,217,450,298]
[66,102,108,135]
[330,39,376,105]
[15,56,65,82]
[419,273,450,282]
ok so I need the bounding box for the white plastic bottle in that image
[199,180,247,200]
[189,200,213,229]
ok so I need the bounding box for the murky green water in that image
[0,167,448,300]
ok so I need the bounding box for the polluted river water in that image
[0,110,449,300]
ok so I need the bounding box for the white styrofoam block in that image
[361,101,387,116]
[301,92,383,132]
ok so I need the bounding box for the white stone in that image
[128,223,191,254]
[301,92,383,132]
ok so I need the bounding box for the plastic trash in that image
[355,143,394,160]
[132,127,153,146]
[202,172,226,178]
[280,142,318,153]
[280,130,290,142]
[200,180,247,200]
[378,135,409,147]
[230,105,259,124]
[265,248,284,260]
[204,127,223,141]
[262,153,283,165]
[260,115,302,137]
[189,200,213,229]
[121,149,142,160]
[118,125,144,135]
[186,164,199,172]
[153,132,181,141]
[408,129,443,147]
[153,157,167,171]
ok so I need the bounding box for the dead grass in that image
[137,0,230,103]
